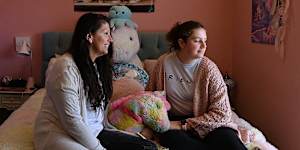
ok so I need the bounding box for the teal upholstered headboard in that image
[40,31,168,86]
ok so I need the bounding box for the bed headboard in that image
[40,31,168,87]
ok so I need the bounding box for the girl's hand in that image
[170,121,182,130]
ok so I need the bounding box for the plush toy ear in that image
[110,95,133,110]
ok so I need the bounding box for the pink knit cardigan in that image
[146,52,238,138]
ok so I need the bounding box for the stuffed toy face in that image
[109,5,137,29]
[107,91,171,133]
[111,26,140,63]
[109,5,132,19]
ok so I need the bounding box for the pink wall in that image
[233,0,300,149]
[0,0,233,85]
[2,0,299,149]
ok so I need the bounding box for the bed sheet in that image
[0,88,277,150]
[0,89,45,150]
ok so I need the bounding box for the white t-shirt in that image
[164,52,201,116]
[86,102,104,136]
[86,63,105,136]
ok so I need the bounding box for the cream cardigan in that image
[146,52,237,138]
[34,54,105,150]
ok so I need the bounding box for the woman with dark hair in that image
[33,13,112,150]
[147,21,247,150]
[34,12,157,150]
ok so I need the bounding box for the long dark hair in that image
[67,13,113,109]
[167,20,205,51]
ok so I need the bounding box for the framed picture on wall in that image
[74,0,155,12]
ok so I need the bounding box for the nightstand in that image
[0,87,37,110]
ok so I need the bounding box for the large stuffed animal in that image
[110,25,148,101]
[109,6,147,101]
[106,5,171,138]
[111,26,148,88]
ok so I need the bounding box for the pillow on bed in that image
[107,91,171,134]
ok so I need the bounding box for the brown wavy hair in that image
[167,20,204,51]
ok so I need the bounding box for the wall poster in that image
[251,0,289,58]
[74,0,155,12]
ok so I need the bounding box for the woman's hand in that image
[140,127,154,140]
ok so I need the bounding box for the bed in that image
[0,31,277,150]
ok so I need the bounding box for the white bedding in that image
[231,112,278,150]
[0,89,45,150]
[0,88,277,150]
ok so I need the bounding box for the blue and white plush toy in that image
[108,5,138,30]
[108,5,146,102]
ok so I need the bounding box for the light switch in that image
[15,36,31,55]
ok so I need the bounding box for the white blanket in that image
[0,88,277,150]
[0,89,45,150]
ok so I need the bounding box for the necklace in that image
[93,63,106,107]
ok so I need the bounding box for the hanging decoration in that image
[251,0,290,59]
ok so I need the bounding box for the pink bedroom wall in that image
[0,0,234,85]
[233,0,300,149]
